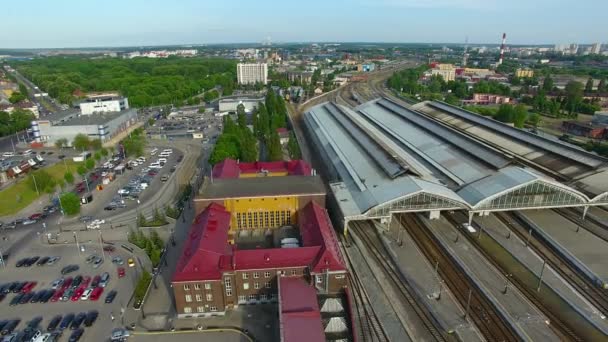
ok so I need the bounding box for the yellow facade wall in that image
[223,196,299,230]
[239,171,288,178]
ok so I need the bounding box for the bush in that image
[64,171,74,184]
[133,271,152,306]
[77,165,87,176]
[165,205,181,219]
[85,158,95,170]
[27,169,56,194]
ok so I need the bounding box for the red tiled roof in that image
[172,203,233,282]
[276,127,289,136]
[279,277,325,342]
[300,202,347,273]
[211,159,312,179]
[233,246,321,271]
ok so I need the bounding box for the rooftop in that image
[211,158,313,179]
[172,202,346,283]
[198,175,326,199]
[279,277,325,342]
[55,109,136,126]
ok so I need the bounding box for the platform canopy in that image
[458,166,589,212]
[590,192,608,206]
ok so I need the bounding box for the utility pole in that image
[537,260,546,292]
[526,229,533,247]
[463,289,473,319]
[74,232,81,256]
[32,174,40,196]
[99,231,105,261]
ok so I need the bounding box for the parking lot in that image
[0,239,140,341]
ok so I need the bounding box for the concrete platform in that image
[422,215,561,341]
[382,219,483,342]
[589,206,608,224]
[522,210,608,284]
[477,214,608,334]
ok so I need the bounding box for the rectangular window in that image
[265,282,271,289]
[243,283,249,290]
[225,278,233,297]
[335,275,345,279]
[253,272,259,279]
[184,307,192,313]
[254,282,260,290]
[185,295,192,302]
[291,270,297,276]
[248,294,256,301]
[238,295,246,302]
[316,275,323,284]
[183,284,190,291]
[260,294,267,301]
[206,293,213,302]
[210,306,218,312]
[226,288,233,297]
[242,273,249,280]
[271,293,278,299]
[264,271,271,278]
[194,284,200,290]
[195,294,202,302]
[205,283,212,290]
[197,306,205,313]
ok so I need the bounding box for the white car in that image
[80,288,93,300]
[118,188,130,195]
[2,152,15,158]
[157,158,167,163]
[149,163,162,169]
[51,278,64,289]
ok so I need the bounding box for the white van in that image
[159,152,170,158]
[150,148,158,155]
[2,152,15,158]
[22,149,33,156]
[149,162,162,169]
[162,149,173,153]
[158,158,167,164]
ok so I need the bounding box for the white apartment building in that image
[79,94,129,115]
[237,63,268,85]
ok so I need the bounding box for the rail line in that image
[400,214,520,342]
[446,212,583,341]
[339,236,390,342]
[496,212,608,314]
[555,207,608,243]
[349,221,449,342]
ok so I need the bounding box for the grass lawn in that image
[0,160,83,217]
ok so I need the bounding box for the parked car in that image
[104,290,117,304]
[40,289,55,303]
[21,219,38,226]
[59,314,75,330]
[46,256,61,265]
[47,315,62,332]
[92,257,104,269]
[70,288,84,302]
[89,287,103,301]
[103,245,115,252]
[91,275,101,288]
[61,265,79,275]
[83,311,98,327]
[110,328,130,341]
[51,289,64,302]
[111,256,124,265]
[99,272,110,287]
[80,288,92,301]
[21,281,37,293]
[117,268,126,278]
[127,258,135,267]
[9,293,23,306]
[51,278,64,289]
[36,256,50,266]
[19,292,34,304]
[68,328,84,342]
[1,319,20,335]
[70,313,86,330]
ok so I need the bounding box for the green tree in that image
[598,78,607,93]
[527,112,541,127]
[77,165,87,176]
[287,131,301,160]
[85,158,95,170]
[150,230,164,250]
[90,139,102,150]
[93,152,101,161]
[512,105,528,128]
[542,76,554,92]
[494,104,515,123]
[564,81,584,115]
[64,171,75,184]
[55,138,68,149]
[585,77,594,93]
[138,213,147,228]
[28,169,56,194]
[60,192,81,215]
[9,92,26,104]
[510,76,521,86]
[236,104,247,129]
[100,147,108,157]
[268,130,283,161]
[72,134,91,151]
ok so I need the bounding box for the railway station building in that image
[302,98,608,233]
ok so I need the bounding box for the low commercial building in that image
[461,93,512,105]
[430,65,456,82]
[171,201,348,318]
[77,93,129,115]
[31,108,138,146]
[218,97,264,114]
[562,120,606,139]
[515,68,535,78]
[287,71,313,84]
[0,101,40,118]
[237,63,268,85]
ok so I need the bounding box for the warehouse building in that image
[31,108,138,146]
[218,96,264,114]
[77,93,129,115]
[303,99,608,233]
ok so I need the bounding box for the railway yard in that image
[288,63,608,341]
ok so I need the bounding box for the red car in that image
[89,287,104,301]
[61,277,73,290]
[29,213,43,220]
[21,281,37,293]
[81,276,91,288]
[117,267,125,278]
[71,287,85,301]
[51,289,65,302]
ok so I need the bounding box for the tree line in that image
[0,109,35,137]
[14,57,237,107]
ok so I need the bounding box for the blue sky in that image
[2,0,606,48]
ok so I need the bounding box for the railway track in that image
[446,212,583,341]
[400,214,520,342]
[339,236,390,342]
[555,207,608,243]
[496,212,608,313]
[349,221,449,342]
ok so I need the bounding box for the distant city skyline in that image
[1,0,607,49]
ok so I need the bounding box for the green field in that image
[0,160,82,217]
